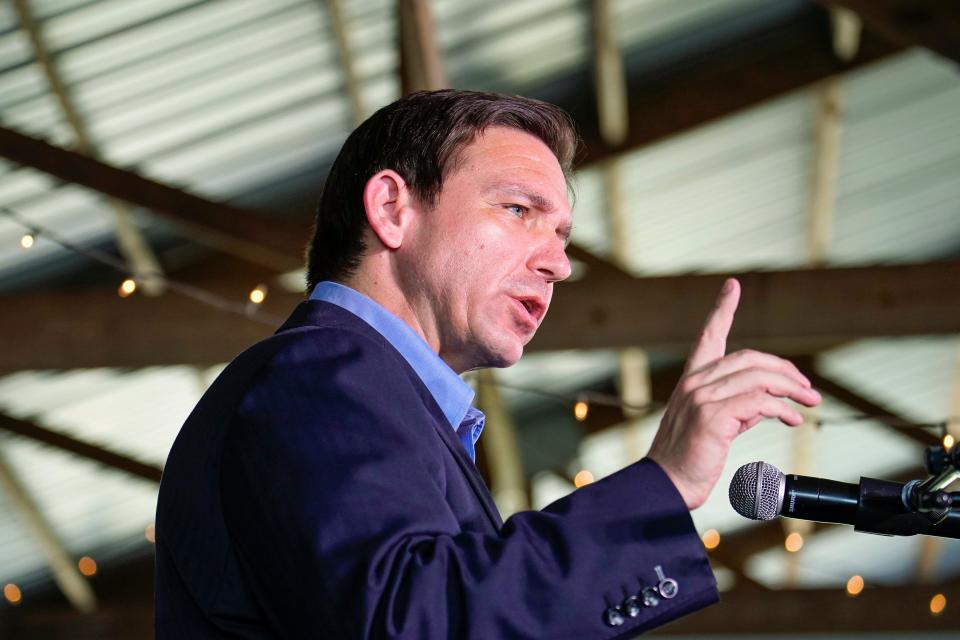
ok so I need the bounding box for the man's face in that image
[399,126,572,373]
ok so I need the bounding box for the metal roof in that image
[570,49,960,273]
[0,0,958,622]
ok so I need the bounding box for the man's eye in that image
[506,204,527,217]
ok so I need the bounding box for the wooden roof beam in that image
[0,126,303,272]
[12,0,166,295]
[801,360,940,448]
[0,6,905,295]
[2,260,960,370]
[820,0,960,65]
[397,0,446,95]
[0,413,163,483]
[576,4,902,168]
[534,261,960,353]
[322,0,367,126]
[0,448,98,613]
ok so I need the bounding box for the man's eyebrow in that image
[485,182,556,212]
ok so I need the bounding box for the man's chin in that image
[476,336,525,369]
[490,350,522,369]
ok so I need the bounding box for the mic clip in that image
[902,479,953,524]
[903,442,960,524]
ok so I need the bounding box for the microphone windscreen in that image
[729,461,784,520]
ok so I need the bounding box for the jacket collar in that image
[277,300,504,530]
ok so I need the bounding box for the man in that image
[155,90,820,638]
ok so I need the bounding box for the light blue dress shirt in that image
[310,281,485,461]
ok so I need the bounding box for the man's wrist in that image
[643,457,697,511]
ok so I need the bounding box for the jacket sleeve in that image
[220,330,718,639]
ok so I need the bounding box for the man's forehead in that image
[462,127,563,169]
[441,127,572,214]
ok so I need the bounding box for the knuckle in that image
[775,356,797,372]
[741,366,764,379]
[679,376,699,395]
[689,388,711,406]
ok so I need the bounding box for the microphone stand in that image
[855,443,960,539]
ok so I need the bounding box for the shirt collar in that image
[309,281,476,431]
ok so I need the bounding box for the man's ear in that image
[363,170,415,250]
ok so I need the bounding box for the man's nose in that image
[533,237,572,283]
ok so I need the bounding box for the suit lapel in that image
[427,410,505,530]
[278,301,505,531]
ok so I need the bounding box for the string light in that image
[943,434,955,450]
[930,593,947,616]
[0,206,282,327]
[573,469,594,488]
[77,556,97,577]
[784,532,804,553]
[145,523,156,544]
[118,278,137,298]
[3,583,21,605]
[702,529,720,550]
[4,205,960,431]
[845,575,864,596]
[248,284,268,305]
[19,233,35,249]
[479,382,654,415]
[487,378,960,432]
[573,399,589,422]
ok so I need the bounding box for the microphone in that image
[728,461,960,540]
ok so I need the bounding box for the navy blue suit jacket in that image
[155,301,718,638]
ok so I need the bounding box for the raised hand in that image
[646,278,821,510]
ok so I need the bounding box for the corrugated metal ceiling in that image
[0,0,957,608]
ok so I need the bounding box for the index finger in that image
[685,278,741,374]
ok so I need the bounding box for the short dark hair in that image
[305,89,578,290]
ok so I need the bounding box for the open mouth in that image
[512,296,545,327]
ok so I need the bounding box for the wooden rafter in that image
[564,244,632,283]
[475,370,528,517]
[0,6,904,293]
[806,77,843,265]
[12,0,165,295]
[589,0,652,453]
[577,4,901,168]
[3,260,960,371]
[322,0,366,126]
[397,0,446,94]
[534,261,960,353]
[2,8,901,228]
[820,0,960,64]
[0,126,302,272]
[0,448,98,613]
[0,124,626,287]
[590,0,628,148]
[800,359,941,448]
[0,413,163,483]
